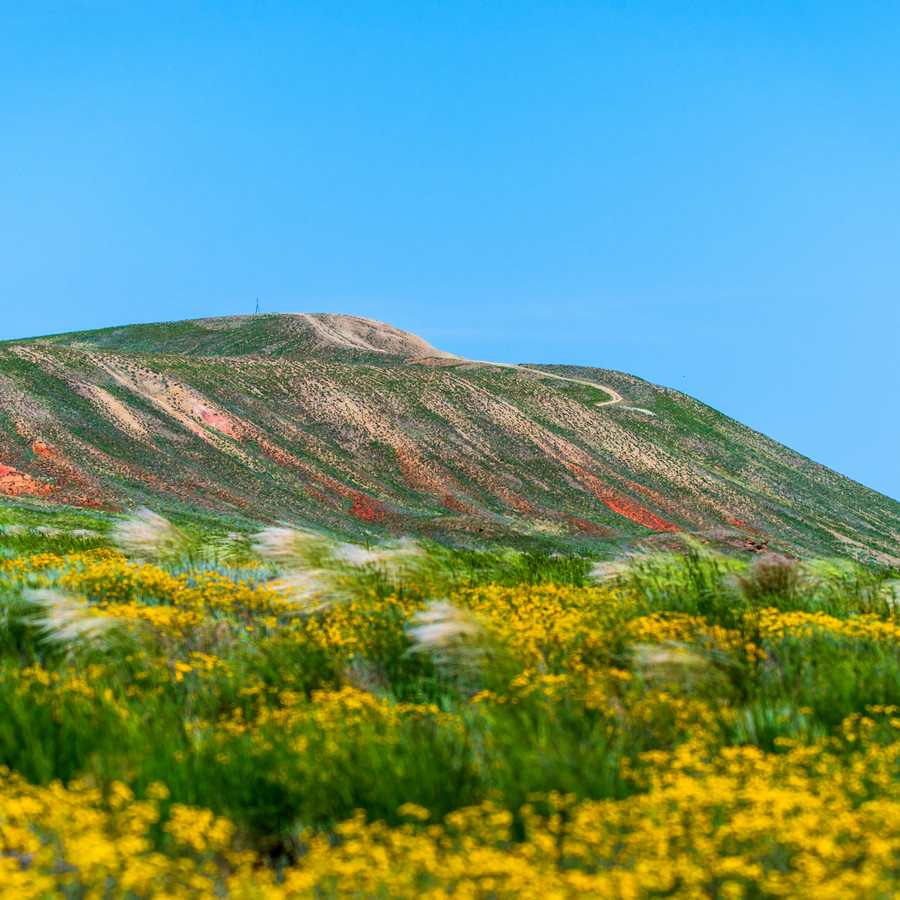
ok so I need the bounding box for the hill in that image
[1,313,898,561]
[32,313,460,362]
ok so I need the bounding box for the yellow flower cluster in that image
[4,663,133,721]
[205,684,456,752]
[626,611,768,661]
[449,583,625,667]
[284,735,900,898]
[5,730,900,899]
[0,769,251,900]
[756,607,900,643]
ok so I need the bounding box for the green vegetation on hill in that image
[1,314,898,562]
[34,315,331,359]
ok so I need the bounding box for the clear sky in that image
[2,1,899,500]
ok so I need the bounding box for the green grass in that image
[1,510,899,863]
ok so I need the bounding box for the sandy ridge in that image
[299,314,459,359]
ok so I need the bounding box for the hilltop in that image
[1,313,898,562]
[26,313,460,362]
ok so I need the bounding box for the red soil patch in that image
[349,493,395,524]
[620,477,701,526]
[727,516,766,537]
[20,440,112,507]
[562,462,679,532]
[306,488,341,508]
[494,487,533,515]
[257,440,304,470]
[193,405,239,437]
[0,462,50,497]
[441,494,475,514]
[602,495,678,531]
[560,514,612,537]
[394,447,449,495]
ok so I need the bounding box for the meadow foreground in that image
[1,518,900,898]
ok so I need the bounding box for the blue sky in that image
[2,1,899,500]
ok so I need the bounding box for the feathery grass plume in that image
[406,601,486,672]
[590,540,712,585]
[254,526,333,568]
[269,569,353,614]
[257,527,432,613]
[728,554,800,603]
[210,531,258,566]
[631,640,716,691]
[632,641,719,691]
[880,580,900,608]
[590,555,641,584]
[25,589,119,648]
[256,527,353,612]
[631,638,736,694]
[339,537,431,584]
[111,509,188,560]
[258,527,429,580]
[796,557,900,617]
[591,541,734,596]
[331,542,382,567]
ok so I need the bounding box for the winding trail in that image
[473,360,624,406]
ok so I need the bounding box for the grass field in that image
[2,513,900,898]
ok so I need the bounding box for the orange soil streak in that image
[620,477,701,525]
[392,449,481,519]
[494,487,534,515]
[727,516,766,536]
[394,447,450,495]
[562,462,679,531]
[253,440,351,503]
[559,514,613,537]
[304,469,398,524]
[306,488,340,508]
[441,494,476,515]
[349,493,395,524]
[601,495,678,531]
[0,462,51,497]
[16,440,142,509]
[256,439,304,470]
[322,479,360,502]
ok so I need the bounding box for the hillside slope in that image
[2,314,898,561]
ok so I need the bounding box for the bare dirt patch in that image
[85,386,149,438]
[299,314,459,359]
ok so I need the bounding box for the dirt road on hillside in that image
[477,361,624,406]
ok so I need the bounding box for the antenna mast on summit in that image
[254,298,260,314]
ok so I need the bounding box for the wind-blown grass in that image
[1,516,900,897]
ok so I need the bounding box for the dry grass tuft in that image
[111,509,187,560]
[26,589,118,647]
